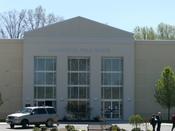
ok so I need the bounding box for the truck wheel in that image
[10,124,14,129]
[46,119,53,127]
[21,119,29,128]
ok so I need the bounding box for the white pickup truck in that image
[6,106,59,128]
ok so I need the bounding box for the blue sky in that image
[1,0,175,32]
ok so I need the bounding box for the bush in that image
[33,127,40,131]
[0,119,5,122]
[129,114,144,129]
[65,124,76,131]
[50,127,58,131]
[111,125,126,131]
[131,128,141,131]
[41,127,48,131]
[111,125,120,131]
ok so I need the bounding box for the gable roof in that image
[25,16,133,38]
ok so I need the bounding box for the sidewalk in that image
[57,123,173,131]
[0,122,173,131]
[115,123,172,131]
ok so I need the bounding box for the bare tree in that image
[0,10,26,38]
[24,6,63,31]
[0,6,63,39]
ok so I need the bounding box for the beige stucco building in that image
[0,17,174,120]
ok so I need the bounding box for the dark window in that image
[46,108,56,114]
[33,108,47,114]
[25,104,31,107]
[38,108,47,114]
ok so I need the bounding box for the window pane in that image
[114,73,122,85]
[79,87,87,98]
[111,73,122,85]
[68,87,78,99]
[53,88,56,98]
[68,87,71,98]
[67,101,78,113]
[113,103,119,117]
[46,87,53,98]
[53,58,56,70]
[37,58,45,71]
[71,59,78,71]
[120,102,123,118]
[34,87,37,98]
[104,87,111,99]
[113,73,123,85]
[46,58,54,71]
[35,72,45,85]
[79,59,88,71]
[102,59,111,71]
[68,59,71,71]
[112,101,119,112]
[111,73,117,85]
[112,59,122,71]
[71,87,78,99]
[104,101,111,112]
[120,88,123,99]
[79,101,87,112]
[46,73,56,84]
[112,88,119,99]
[86,59,90,71]
[79,73,89,85]
[103,73,111,85]
[70,73,78,85]
[37,87,45,99]
[34,57,38,71]
[101,88,104,99]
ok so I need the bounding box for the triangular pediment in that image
[25,16,133,38]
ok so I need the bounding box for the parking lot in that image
[0,122,173,131]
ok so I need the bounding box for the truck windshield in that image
[19,108,32,113]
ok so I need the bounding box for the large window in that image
[101,57,123,119]
[67,57,90,119]
[34,56,56,108]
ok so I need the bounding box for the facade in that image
[0,17,173,120]
[0,40,23,118]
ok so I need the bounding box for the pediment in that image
[25,16,133,38]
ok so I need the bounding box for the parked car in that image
[6,106,58,128]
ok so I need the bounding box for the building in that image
[0,17,173,120]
